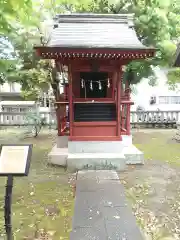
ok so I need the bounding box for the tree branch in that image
[109,0,129,14]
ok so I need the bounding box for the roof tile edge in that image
[53,13,134,25]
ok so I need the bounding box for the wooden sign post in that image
[0,144,33,240]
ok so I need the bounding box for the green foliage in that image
[0,0,33,78]
[112,0,179,84]
[167,68,180,89]
[123,61,155,85]
[19,60,51,100]
[25,111,44,125]
[1,26,51,99]
[0,0,32,35]
[25,111,46,137]
[0,0,34,87]
[1,0,180,97]
[148,75,158,87]
[76,0,180,85]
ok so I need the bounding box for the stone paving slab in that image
[70,170,143,240]
[73,196,127,228]
[74,189,126,208]
[72,207,103,228]
[104,207,143,239]
[70,224,107,240]
[105,220,143,240]
[76,179,125,193]
[77,170,119,180]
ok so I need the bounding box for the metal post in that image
[4,175,13,240]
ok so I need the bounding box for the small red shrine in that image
[35,14,155,170]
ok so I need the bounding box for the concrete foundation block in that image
[48,137,144,170]
[68,141,124,153]
[48,145,68,166]
[56,136,68,148]
[121,135,132,146]
[122,145,144,165]
[67,153,126,171]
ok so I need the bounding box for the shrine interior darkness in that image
[80,72,108,98]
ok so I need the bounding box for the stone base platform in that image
[48,136,144,171]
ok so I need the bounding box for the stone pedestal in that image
[48,135,144,171]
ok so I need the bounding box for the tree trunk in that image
[51,67,60,101]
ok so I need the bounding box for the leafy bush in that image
[25,112,46,137]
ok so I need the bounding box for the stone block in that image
[104,206,143,240]
[121,135,132,146]
[48,145,67,166]
[56,136,68,148]
[70,224,107,240]
[67,153,126,171]
[122,145,144,164]
[77,170,119,180]
[68,141,124,153]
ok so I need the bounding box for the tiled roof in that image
[47,14,151,50]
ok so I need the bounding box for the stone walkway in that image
[70,170,143,240]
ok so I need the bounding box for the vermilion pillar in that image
[126,104,131,135]
[116,68,122,139]
[125,82,131,135]
[68,64,73,138]
[121,104,125,130]
[56,106,61,136]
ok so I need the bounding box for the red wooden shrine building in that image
[35,14,155,143]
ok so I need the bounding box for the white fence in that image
[131,110,180,123]
[0,109,179,127]
[0,110,57,126]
